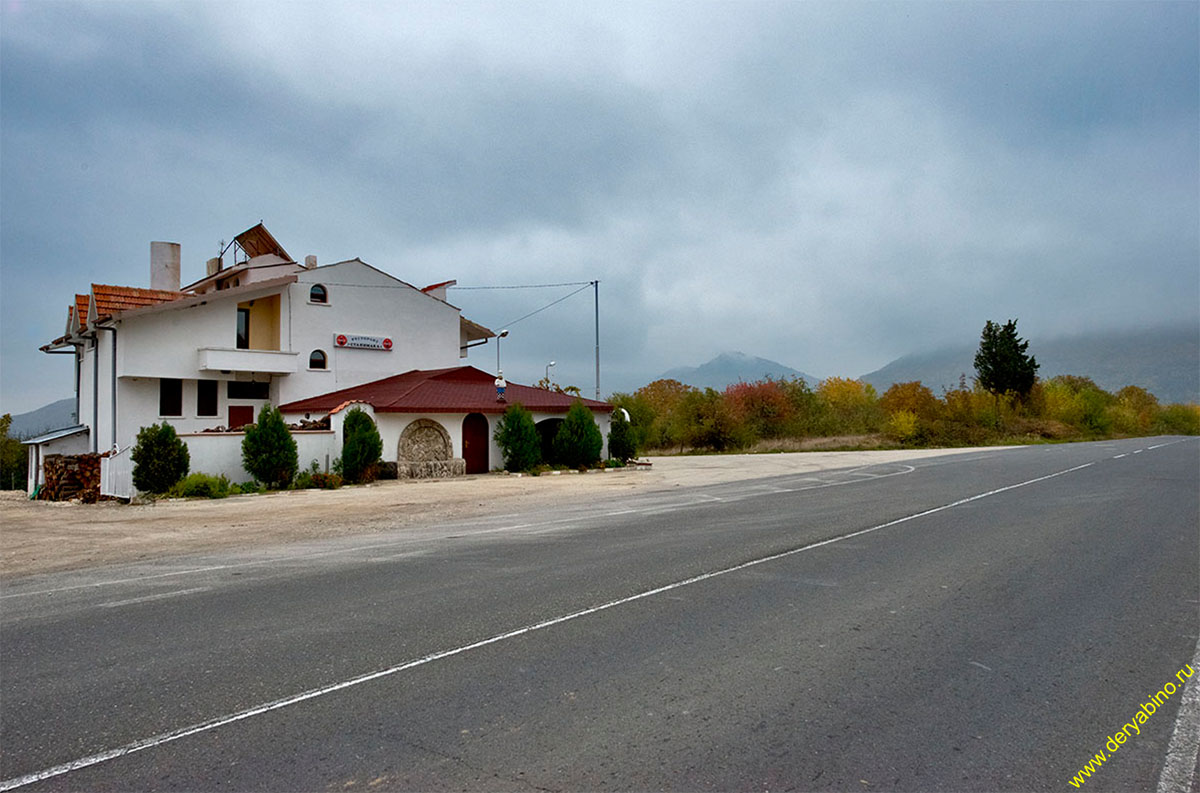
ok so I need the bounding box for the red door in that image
[228,405,255,430]
[462,413,489,474]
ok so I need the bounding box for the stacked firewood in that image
[39,453,103,502]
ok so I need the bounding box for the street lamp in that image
[496,329,509,373]
[545,360,556,384]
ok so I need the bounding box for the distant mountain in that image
[861,325,1199,404]
[661,352,817,390]
[5,398,77,440]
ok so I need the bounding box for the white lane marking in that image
[1158,640,1200,793]
[969,661,994,672]
[98,588,212,609]
[1114,454,1128,459]
[0,459,1097,792]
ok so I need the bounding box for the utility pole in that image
[593,280,600,401]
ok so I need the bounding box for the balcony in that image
[197,347,298,375]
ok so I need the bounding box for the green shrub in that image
[172,473,230,499]
[553,400,604,467]
[294,459,344,489]
[494,403,541,472]
[607,409,637,462]
[341,408,383,484]
[131,422,190,494]
[0,414,25,491]
[241,404,298,489]
[675,388,745,451]
[1155,404,1200,435]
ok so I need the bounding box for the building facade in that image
[29,223,609,494]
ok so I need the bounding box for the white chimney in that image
[206,257,222,277]
[150,242,181,292]
[304,255,317,270]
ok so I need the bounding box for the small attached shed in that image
[23,425,90,495]
[280,366,613,476]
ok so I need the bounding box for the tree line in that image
[608,320,1199,454]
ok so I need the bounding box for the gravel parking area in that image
[0,447,1005,578]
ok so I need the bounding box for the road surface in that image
[2,438,1197,791]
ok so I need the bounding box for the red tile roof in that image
[90,284,184,320]
[279,366,612,416]
[65,285,183,333]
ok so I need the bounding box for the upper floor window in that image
[309,350,328,370]
[236,307,250,349]
[309,284,328,304]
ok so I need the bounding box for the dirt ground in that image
[0,448,1003,579]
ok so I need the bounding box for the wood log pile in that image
[39,453,103,502]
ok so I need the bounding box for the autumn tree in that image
[724,379,793,440]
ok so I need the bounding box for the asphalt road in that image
[2,438,1197,791]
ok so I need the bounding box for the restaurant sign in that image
[334,333,393,351]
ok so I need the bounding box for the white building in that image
[28,223,610,495]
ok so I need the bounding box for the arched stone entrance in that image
[462,413,490,474]
[396,419,464,479]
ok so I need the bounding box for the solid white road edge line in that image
[0,460,1098,791]
[1157,638,1200,793]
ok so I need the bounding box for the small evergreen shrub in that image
[607,409,637,462]
[131,422,190,494]
[494,403,541,472]
[342,408,383,484]
[241,404,298,489]
[552,400,604,468]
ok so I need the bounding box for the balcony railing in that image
[197,347,298,374]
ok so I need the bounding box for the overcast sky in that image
[2,1,1197,414]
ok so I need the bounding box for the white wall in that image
[284,262,464,403]
[181,431,337,482]
[61,258,482,480]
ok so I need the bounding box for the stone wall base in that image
[396,458,466,479]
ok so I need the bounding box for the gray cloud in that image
[2,0,1196,412]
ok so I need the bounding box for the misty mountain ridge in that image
[5,398,77,440]
[862,325,1198,404]
[660,327,1197,404]
[661,352,817,391]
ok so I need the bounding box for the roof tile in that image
[280,367,611,416]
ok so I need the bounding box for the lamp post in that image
[496,329,509,374]
[545,360,556,384]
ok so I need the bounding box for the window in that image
[309,284,328,304]
[236,307,250,349]
[227,380,270,400]
[159,379,183,417]
[197,379,218,417]
[309,350,328,370]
